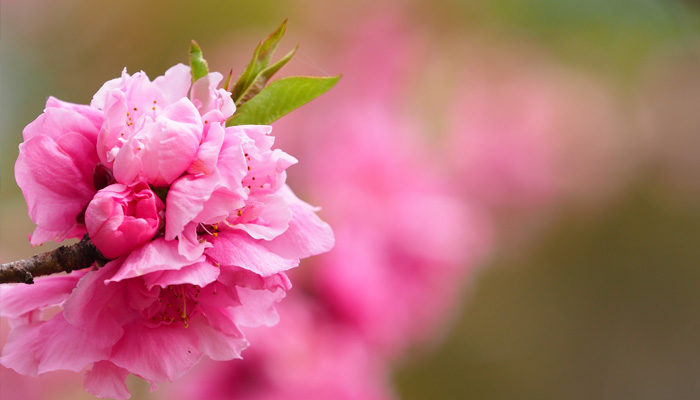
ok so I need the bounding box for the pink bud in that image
[85,182,164,259]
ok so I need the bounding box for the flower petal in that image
[110,322,201,383]
[3,313,112,375]
[0,271,87,320]
[206,231,298,276]
[108,238,204,282]
[16,133,98,245]
[142,260,221,289]
[84,361,131,400]
[261,185,335,259]
[189,315,247,361]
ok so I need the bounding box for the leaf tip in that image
[190,40,202,53]
[189,40,209,82]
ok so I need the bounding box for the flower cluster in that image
[2,64,333,399]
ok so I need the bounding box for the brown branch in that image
[0,235,107,284]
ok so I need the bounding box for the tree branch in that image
[0,235,107,284]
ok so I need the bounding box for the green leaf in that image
[227,75,341,126]
[230,19,288,103]
[189,40,209,82]
[223,68,234,92]
[238,45,298,106]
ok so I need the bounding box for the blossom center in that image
[150,284,202,328]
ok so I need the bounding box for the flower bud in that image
[85,182,164,259]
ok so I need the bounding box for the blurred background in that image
[2,0,700,399]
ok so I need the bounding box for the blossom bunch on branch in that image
[1,21,337,399]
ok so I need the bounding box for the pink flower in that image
[447,70,563,212]
[92,64,234,187]
[166,124,298,260]
[85,182,165,259]
[4,63,334,399]
[15,97,104,245]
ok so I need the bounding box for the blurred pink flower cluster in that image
[2,64,333,398]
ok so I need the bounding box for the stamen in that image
[199,223,214,235]
[181,286,187,321]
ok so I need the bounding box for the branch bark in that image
[0,235,107,284]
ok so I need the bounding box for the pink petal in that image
[84,361,131,400]
[144,98,203,185]
[165,173,220,241]
[28,225,88,247]
[142,260,221,289]
[151,63,192,105]
[195,190,245,225]
[230,284,287,328]
[2,313,112,375]
[62,263,127,348]
[0,271,87,320]
[109,322,202,383]
[261,185,335,259]
[91,68,130,110]
[108,238,204,282]
[189,315,247,361]
[45,96,103,130]
[22,105,99,143]
[0,322,42,375]
[206,231,298,276]
[230,193,291,241]
[96,89,128,167]
[187,121,225,175]
[176,221,212,261]
[16,134,98,245]
[215,133,247,194]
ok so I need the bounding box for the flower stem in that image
[0,235,107,284]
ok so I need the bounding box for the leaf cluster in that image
[189,20,340,126]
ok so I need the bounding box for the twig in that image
[0,235,107,284]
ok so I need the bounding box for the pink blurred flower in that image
[4,63,334,399]
[15,97,103,246]
[446,48,624,214]
[274,17,493,357]
[305,106,491,356]
[449,70,563,212]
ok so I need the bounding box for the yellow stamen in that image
[181,285,187,322]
